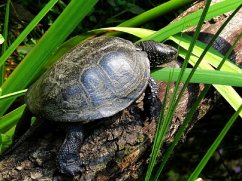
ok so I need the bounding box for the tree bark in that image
[0,1,241,180]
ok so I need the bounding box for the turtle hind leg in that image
[57,124,84,176]
[144,78,162,120]
[13,107,33,141]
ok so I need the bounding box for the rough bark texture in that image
[0,1,241,180]
[0,81,206,181]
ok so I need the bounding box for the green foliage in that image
[0,105,26,133]
[188,105,242,180]
[146,0,214,179]
[0,130,13,153]
[0,35,4,44]
[143,0,241,42]
[0,0,10,85]
[0,0,241,180]
[0,0,59,68]
[0,0,98,115]
[152,68,242,87]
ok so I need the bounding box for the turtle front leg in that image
[144,78,162,120]
[57,124,84,176]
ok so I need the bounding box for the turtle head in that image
[136,40,177,67]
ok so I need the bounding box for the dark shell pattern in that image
[26,37,150,122]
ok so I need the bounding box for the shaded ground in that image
[161,99,242,180]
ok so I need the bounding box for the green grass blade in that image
[170,3,242,118]
[106,0,240,41]
[0,0,98,115]
[117,0,195,27]
[0,89,27,101]
[0,0,59,68]
[0,128,13,153]
[171,35,242,73]
[0,105,25,133]
[153,17,242,179]
[152,68,242,87]
[188,105,242,181]
[169,4,242,116]
[171,0,212,97]
[0,35,4,44]
[214,85,242,117]
[179,50,242,118]
[176,3,241,88]
[0,0,10,85]
[145,71,174,181]
[89,20,242,120]
[90,27,155,39]
[90,1,240,41]
[149,1,213,180]
[142,0,241,42]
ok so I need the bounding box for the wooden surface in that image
[0,1,241,180]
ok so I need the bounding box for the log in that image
[0,1,241,180]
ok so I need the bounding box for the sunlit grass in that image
[0,0,10,85]
[0,0,98,115]
[0,0,241,179]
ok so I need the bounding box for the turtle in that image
[12,36,177,176]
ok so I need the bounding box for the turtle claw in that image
[144,78,162,120]
[58,153,83,176]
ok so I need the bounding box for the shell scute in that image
[26,37,150,122]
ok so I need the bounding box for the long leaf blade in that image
[152,68,242,87]
[0,0,98,115]
[188,105,242,180]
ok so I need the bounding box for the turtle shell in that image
[26,37,150,122]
